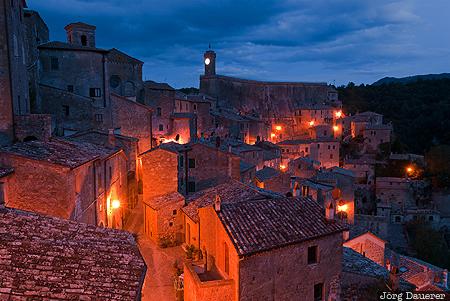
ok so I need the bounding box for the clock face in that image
[204,58,211,65]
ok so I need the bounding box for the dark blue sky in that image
[28,0,450,88]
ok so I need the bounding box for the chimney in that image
[214,195,221,212]
[389,266,401,291]
[325,202,335,221]
[108,129,116,147]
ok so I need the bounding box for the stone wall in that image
[14,114,52,142]
[258,172,291,194]
[140,148,179,199]
[183,144,241,194]
[0,0,30,145]
[200,75,335,118]
[184,262,235,301]
[110,93,152,153]
[239,233,343,301]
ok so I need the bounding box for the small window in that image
[317,144,320,149]
[187,181,196,193]
[89,88,101,97]
[305,147,308,153]
[51,57,59,70]
[95,114,103,123]
[308,246,318,264]
[188,158,196,168]
[109,166,112,181]
[169,221,173,227]
[328,145,331,150]
[81,35,87,46]
[157,107,162,116]
[429,216,434,221]
[172,209,177,216]
[330,154,333,159]
[158,124,164,131]
[67,85,74,92]
[62,105,69,116]
[314,283,323,301]
[193,104,197,111]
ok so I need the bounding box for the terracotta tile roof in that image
[217,197,347,256]
[255,166,281,182]
[145,80,174,91]
[0,206,146,300]
[0,167,14,178]
[144,192,185,210]
[0,138,121,169]
[183,180,282,222]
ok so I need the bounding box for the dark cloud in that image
[28,0,450,87]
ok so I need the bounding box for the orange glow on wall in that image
[280,164,287,171]
[309,121,315,126]
[160,136,184,144]
[333,125,339,132]
[406,166,413,173]
[275,125,282,131]
[271,133,276,138]
[335,111,343,118]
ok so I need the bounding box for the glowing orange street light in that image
[270,133,276,138]
[335,111,342,118]
[309,121,315,126]
[111,199,121,209]
[280,164,287,171]
[333,125,339,132]
[275,125,282,131]
[337,203,348,212]
[406,166,414,174]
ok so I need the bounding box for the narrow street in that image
[124,201,185,301]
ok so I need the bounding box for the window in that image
[187,181,196,193]
[179,155,184,167]
[188,158,196,168]
[308,246,318,264]
[317,144,320,149]
[172,209,177,216]
[51,57,59,70]
[305,147,309,153]
[193,104,197,111]
[158,124,164,131]
[429,216,434,221]
[169,222,173,227]
[330,154,333,159]
[81,35,87,46]
[89,88,101,97]
[156,107,162,116]
[109,166,112,181]
[95,114,103,122]
[67,85,74,92]
[328,145,331,150]
[62,105,69,116]
[314,283,323,301]
[332,145,336,150]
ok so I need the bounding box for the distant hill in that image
[372,73,450,86]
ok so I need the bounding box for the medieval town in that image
[0,1,449,301]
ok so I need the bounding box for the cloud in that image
[27,0,450,87]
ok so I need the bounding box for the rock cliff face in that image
[200,74,337,118]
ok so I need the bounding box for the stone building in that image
[181,180,282,249]
[254,166,291,194]
[184,196,347,301]
[23,9,49,113]
[346,112,392,152]
[0,138,127,228]
[0,0,32,145]
[0,204,147,300]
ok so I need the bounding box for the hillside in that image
[372,73,450,86]
[337,79,450,154]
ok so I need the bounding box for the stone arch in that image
[123,81,136,97]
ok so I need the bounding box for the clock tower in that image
[203,47,216,76]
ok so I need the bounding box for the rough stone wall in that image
[106,55,144,102]
[148,93,175,139]
[310,141,340,168]
[184,215,200,248]
[24,10,49,113]
[363,128,391,152]
[237,150,264,171]
[240,166,256,186]
[156,200,185,243]
[140,148,179,199]
[260,172,291,194]
[194,102,214,138]
[14,114,51,142]
[0,154,74,218]
[110,93,152,153]
[185,144,241,193]
[354,214,389,240]
[200,75,335,118]
[198,206,241,301]
[375,178,414,212]
[0,0,29,145]
[341,271,385,301]
[39,48,106,106]
[184,262,235,301]
[239,233,343,301]
[39,84,96,134]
